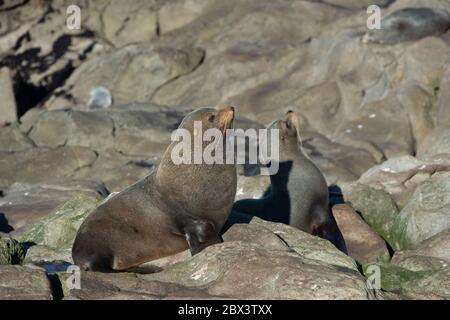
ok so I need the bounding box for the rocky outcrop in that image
[44,44,205,110]
[59,217,373,300]
[0,1,99,116]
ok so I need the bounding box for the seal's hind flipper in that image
[184,219,223,255]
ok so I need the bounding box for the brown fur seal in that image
[230,111,347,253]
[72,107,237,272]
[363,7,450,45]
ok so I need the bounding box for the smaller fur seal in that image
[363,7,450,45]
[72,106,237,272]
[230,111,347,253]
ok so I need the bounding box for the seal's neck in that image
[155,144,236,214]
[268,144,308,196]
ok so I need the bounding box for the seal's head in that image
[261,110,304,164]
[269,109,301,145]
[179,106,235,134]
[157,107,237,221]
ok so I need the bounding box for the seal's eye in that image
[208,114,215,122]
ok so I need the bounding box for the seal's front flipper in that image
[184,220,223,255]
[311,220,348,255]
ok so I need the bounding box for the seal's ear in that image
[285,110,302,144]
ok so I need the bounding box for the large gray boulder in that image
[391,172,450,250]
[342,183,399,247]
[136,222,371,299]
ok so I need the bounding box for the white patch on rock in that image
[381,167,396,173]
[190,264,208,280]
[87,86,112,109]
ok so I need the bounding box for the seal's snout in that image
[218,106,235,130]
[285,110,298,127]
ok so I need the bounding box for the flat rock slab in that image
[0,265,53,300]
[0,146,98,190]
[60,271,219,300]
[333,203,390,264]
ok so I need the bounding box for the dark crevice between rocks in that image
[385,240,395,258]
[36,4,55,24]
[47,273,64,300]
[13,74,55,118]
[0,213,14,234]
[400,101,418,157]
[355,260,365,278]
[1,30,96,118]
[106,114,116,138]
[317,0,394,11]
[271,232,298,254]
[12,31,31,51]
[114,17,130,38]
[126,160,156,169]
[155,4,161,37]
[72,156,99,175]
[314,0,353,11]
